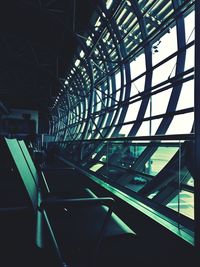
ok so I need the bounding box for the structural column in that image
[194,1,200,249]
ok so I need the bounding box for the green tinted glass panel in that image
[144,147,179,176]
[90,163,104,172]
[18,140,39,186]
[167,190,194,220]
[5,138,37,210]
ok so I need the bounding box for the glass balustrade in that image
[49,135,194,244]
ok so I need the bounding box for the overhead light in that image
[75,59,80,67]
[86,37,92,46]
[95,17,101,27]
[80,50,85,58]
[106,0,113,9]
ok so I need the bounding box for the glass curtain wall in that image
[50,0,195,244]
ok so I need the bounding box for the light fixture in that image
[95,17,101,27]
[86,37,92,46]
[75,59,80,67]
[106,0,113,9]
[80,50,85,58]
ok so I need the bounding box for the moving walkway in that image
[0,137,137,267]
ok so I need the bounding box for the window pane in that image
[152,25,177,66]
[176,80,194,110]
[144,146,178,176]
[166,113,194,134]
[130,53,146,80]
[167,190,194,220]
[151,89,172,116]
[124,101,141,122]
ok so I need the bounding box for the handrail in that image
[40,196,115,267]
[40,197,115,210]
[52,133,194,143]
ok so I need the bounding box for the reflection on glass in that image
[90,163,104,172]
[144,146,179,176]
[148,191,159,199]
[108,142,146,169]
[187,177,194,187]
[99,155,107,162]
[125,175,147,192]
[167,190,194,220]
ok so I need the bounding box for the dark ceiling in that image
[0,0,96,114]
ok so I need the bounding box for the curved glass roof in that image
[49,0,195,243]
[51,0,194,140]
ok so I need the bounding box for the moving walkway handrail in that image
[40,197,115,267]
[40,197,115,210]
